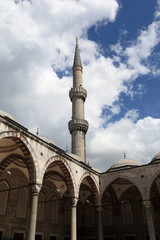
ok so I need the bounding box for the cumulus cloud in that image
[0,0,160,171]
[88,115,160,171]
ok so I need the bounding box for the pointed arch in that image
[101,173,143,201]
[78,172,99,204]
[42,155,76,197]
[0,131,38,182]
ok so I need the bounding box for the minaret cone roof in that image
[73,37,82,67]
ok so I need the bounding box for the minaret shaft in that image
[68,39,88,162]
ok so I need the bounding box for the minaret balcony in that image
[68,118,89,133]
[69,87,87,101]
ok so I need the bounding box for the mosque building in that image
[0,39,160,240]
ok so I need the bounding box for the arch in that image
[42,155,76,197]
[102,184,120,215]
[101,173,143,201]
[146,166,160,199]
[78,172,99,204]
[0,131,38,182]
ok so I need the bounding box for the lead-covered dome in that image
[109,155,142,172]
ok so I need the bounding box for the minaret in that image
[68,38,89,162]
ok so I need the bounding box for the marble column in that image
[98,206,103,240]
[143,200,156,240]
[71,198,78,240]
[28,184,40,240]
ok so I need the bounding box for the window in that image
[85,205,94,227]
[103,203,112,226]
[0,231,3,240]
[64,201,71,226]
[63,237,70,240]
[0,181,9,215]
[13,232,24,240]
[37,193,45,222]
[122,200,133,224]
[16,188,27,218]
[84,238,96,240]
[49,236,58,240]
[123,236,136,240]
[51,197,58,224]
[35,234,43,240]
[104,236,115,240]
[145,233,159,240]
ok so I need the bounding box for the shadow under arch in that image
[101,172,143,200]
[78,172,99,204]
[0,131,38,183]
[146,164,160,199]
[150,174,160,210]
[42,155,76,197]
[102,177,144,233]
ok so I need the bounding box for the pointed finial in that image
[124,152,126,159]
[76,36,78,44]
[36,128,39,136]
[73,37,82,67]
[65,145,68,153]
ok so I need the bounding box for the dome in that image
[151,152,160,163]
[109,156,142,171]
[0,110,17,122]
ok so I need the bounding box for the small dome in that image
[151,152,160,163]
[109,156,141,171]
[0,110,17,122]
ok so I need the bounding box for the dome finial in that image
[124,152,126,159]
[76,36,78,44]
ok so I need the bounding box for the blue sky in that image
[0,0,160,171]
[89,0,159,124]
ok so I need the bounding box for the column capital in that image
[143,200,151,208]
[30,183,41,195]
[97,206,103,213]
[71,197,78,207]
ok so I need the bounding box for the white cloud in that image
[0,0,160,172]
[88,115,160,171]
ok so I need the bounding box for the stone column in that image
[28,184,40,240]
[98,207,103,240]
[143,200,156,240]
[71,198,78,240]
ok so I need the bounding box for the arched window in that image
[85,205,94,227]
[122,199,133,224]
[0,181,9,215]
[16,188,27,218]
[37,193,45,222]
[51,197,58,224]
[103,203,112,226]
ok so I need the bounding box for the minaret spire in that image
[68,38,89,162]
[73,37,82,68]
